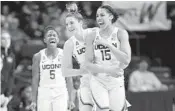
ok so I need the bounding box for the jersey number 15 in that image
[100,50,111,60]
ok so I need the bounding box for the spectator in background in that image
[45,1,62,20]
[1,5,10,29]
[8,18,30,65]
[7,85,32,111]
[18,2,41,31]
[24,20,42,39]
[18,2,32,29]
[22,2,43,39]
[80,1,97,28]
[1,5,16,30]
[1,31,16,97]
[8,18,30,43]
[80,1,101,28]
[128,57,168,92]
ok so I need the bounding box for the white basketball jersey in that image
[71,36,86,66]
[93,27,124,89]
[71,29,91,87]
[39,48,66,88]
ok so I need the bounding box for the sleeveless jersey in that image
[71,36,86,66]
[93,27,124,89]
[39,48,66,88]
[70,29,91,87]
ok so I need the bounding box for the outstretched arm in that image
[62,40,87,77]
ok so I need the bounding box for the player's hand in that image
[68,101,75,110]
[107,66,123,78]
[29,102,36,111]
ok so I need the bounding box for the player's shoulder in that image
[116,27,129,40]
[85,27,99,41]
[64,38,74,49]
[117,27,127,34]
[86,27,99,33]
[32,52,41,63]
[34,49,44,58]
[58,48,63,53]
[33,48,46,60]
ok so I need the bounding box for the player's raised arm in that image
[62,40,87,77]
[31,53,40,104]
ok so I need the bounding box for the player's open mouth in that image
[49,40,56,44]
[98,21,105,26]
[69,29,75,32]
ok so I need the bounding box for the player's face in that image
[44,30,59,47]
[66,16,81,36]
[96,8,113,29]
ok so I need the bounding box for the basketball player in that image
[62,3,121,111]
[31,26,73,111]
[61,3,94,111]
[84,5,132,111]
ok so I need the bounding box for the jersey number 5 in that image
[50,70,55,79]
[101,50,111,60]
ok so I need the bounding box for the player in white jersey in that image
[62,3,122,111]
[31,26,73,111]
[84,5,132,111]
[61,3,94,111]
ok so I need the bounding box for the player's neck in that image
[46,47,58,56]
[75,29,84,42]
[99,25,114,38]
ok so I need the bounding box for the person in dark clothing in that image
[1,31,16,97]
[7,85,33,111]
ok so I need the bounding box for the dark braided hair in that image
[99,5,119,23]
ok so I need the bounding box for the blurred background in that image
[0,1,175,111]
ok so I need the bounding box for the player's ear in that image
[57,37,60,44]
[43,37,47,44]
[79,20,84,28]
[109,14,113,21]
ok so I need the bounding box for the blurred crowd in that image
[1,1,175,111]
